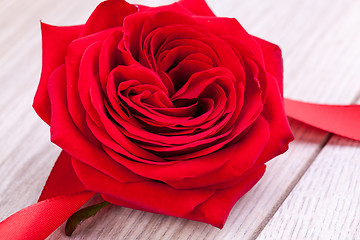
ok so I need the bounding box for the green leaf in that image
[65,201,110,236]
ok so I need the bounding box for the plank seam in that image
[250,133,333,240]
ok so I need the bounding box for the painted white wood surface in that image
[0,0,359,239]
[257,1,360,239]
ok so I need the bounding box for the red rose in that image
[33,0,293,228]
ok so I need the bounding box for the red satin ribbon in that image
[0,192,94,240]
[0,100,359,240]
[284,99,360,141]
[0,151,95,240]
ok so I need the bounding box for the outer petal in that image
[72,158,216,218]
[137,2,194,15]
[257,73,294,165]
[194,16,264,64]
[73,159,265,228]
[38,151,86,201]
[254,37,284,94]
[185,165,266,228]
[80,0,138,36]
[254,37,294,164]
[178,0,216,17]
[33,23,82,125]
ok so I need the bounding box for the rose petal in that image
[255,36,284,95]
[33,23,82,124]
[38,151,86,201]
[124,11,199,61]
[178,0,216,17]
[185,165,266,228]
[140,2,194,16]
[89,73,165,162]
[80,0,137,36]
[47,65,144,183]
[257,73,294,165]
[72,158,216,217]
[195,16,264,65]
[255,38,294,164]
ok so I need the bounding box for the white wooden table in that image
[1,0,359,239]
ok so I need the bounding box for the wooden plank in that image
[257,135,360,240]
[0,0,358,240]
[0,0,101,215]
[256,1,360,238]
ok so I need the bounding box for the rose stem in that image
[65,201,111,236]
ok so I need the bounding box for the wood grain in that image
[0,0,359,239]
[256,2,360,238]
[258,136,360,240]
